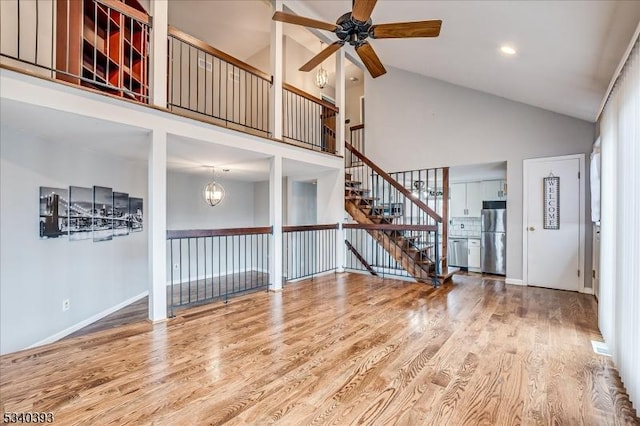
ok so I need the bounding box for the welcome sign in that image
[543,176,560,229]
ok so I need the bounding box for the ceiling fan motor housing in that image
[336,12,371,46]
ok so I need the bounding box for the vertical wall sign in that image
[543,174,560,229]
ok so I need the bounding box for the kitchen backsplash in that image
[450,217,481,237]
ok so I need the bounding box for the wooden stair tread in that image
[345,189,370,195]
[399,236,421,242]
[346,196,379,201]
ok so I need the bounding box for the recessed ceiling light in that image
[500,45,516,56]
[349,76,359,82]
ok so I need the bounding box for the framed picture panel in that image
[39,187,68,239]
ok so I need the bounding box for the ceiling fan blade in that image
[370,20,442,39]
[272,11,338,32]
[352,0,377,23]
[355,42,386,78]
[299,41,344,72]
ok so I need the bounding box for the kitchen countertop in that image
[449,235,481,239]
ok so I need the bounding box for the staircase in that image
[344,142,445,285]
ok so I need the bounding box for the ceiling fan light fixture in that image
[500,45,517,56]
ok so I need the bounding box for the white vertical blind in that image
[599,35,639,410]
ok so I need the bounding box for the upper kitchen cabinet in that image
[450,182,482,218]
[482,180,507,201]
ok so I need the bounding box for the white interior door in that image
[524,155,583,291]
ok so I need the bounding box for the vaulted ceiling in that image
[168,0,640,122]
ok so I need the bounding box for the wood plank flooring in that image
[1,273,637,425]
[66,271,270,339]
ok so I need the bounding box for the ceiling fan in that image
[272,0,442,78]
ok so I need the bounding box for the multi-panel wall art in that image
[39,187,69,239]
[69,186,93,241]
[39,185,143,241]
[113,192,130,237]
[93,186,113,242]
[129,197,143,233]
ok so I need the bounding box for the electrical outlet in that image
[174,263,179,270]
[62,299,70,312]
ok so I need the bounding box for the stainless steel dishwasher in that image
[448,238,468,267]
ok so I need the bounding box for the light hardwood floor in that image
[1,273,637,425]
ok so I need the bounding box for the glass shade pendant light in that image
[315,42,328,89]
[203,167,225,207]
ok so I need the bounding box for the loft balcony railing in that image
[2,3,340,155]
[282,83,338,154]
[166,226,272,316]
[1,0,151,103]
[283,224,339,283]
[167,26,272,137]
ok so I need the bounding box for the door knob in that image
[528,226,535,231]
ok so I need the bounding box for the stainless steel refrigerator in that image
[481,205,506,275]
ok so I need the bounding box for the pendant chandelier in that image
[203,167,225,207]
[314,42,328,89]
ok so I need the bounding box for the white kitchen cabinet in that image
[450,182,482,218]
[466,182,483,217]
[481,180,507,201]
[450,183,467,217]
[468,239,481,271]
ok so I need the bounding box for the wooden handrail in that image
[350,124,365,131]
[167,226,273,239]
[343,223,438,232]
[283,83,339,112]
[98,0,150,25]
[345,142,443,223]
[168,26,272,83]
[283,224,339,232]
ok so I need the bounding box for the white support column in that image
[150,0,168,107]
[148,130,167,321]
[317,170,345,272]
[269,155,284,290]
[270,0,284,139]
[334,49,347,271]
[335,48,346,157]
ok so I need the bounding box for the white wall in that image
[288,181,317,225]
[366,67,595,285]
[0,128,148,354]
[253,180,270,227]
[246,37,336,100]
[345,82,364,127]
[167,171,257,229]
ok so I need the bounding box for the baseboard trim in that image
[581,287,594,295]
[284,270,337,283]
[505,278,525,286]
[27,291,149,350]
